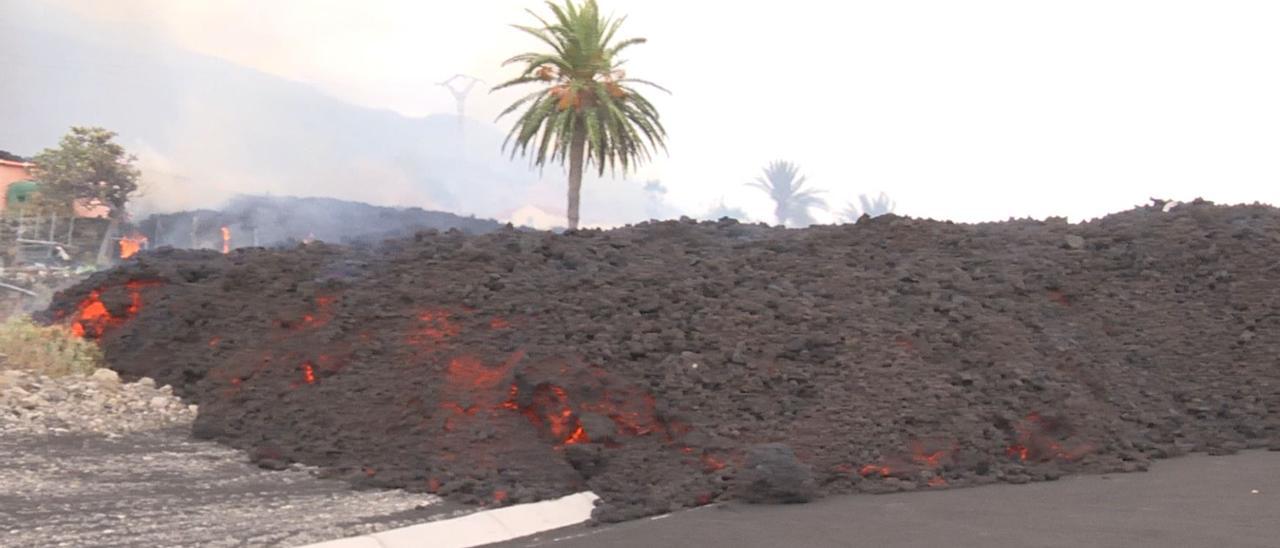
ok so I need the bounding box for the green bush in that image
[0,316,104,376]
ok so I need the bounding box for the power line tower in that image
[437,74,485,137]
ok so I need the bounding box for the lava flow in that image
[221,226,231,254]
[66,280,164,338]
[1006,412,1093,463]
[859,438,955,484]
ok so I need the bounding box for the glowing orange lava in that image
[701,453,726,471]
[859,464,893,478]
[294,295,337,330]
[302,362,316,384]
[221,226,231,253]
[119,234,147,259]
[1006,412,1093,463]
[409,309,461,345]
[67,281,163,338]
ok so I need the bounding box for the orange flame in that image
[119,234,148,259]
[221,226,231,254]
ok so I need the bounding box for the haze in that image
[5,0,1278,226]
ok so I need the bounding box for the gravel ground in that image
[0,366,470,547]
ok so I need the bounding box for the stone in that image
[91,369,120,384]
[735,443,818,504]
[136,377,156,388]
[1064,235,1086,250]
[149,396,170,410]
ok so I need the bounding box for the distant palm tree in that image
[840,192,896,222]
[746,160,825,227]
[493,0,668,230]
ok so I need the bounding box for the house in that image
[0,159,36,211]
[0,159,111,218]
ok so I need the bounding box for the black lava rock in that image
[736,443,817,504]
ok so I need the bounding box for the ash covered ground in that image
[43,199,1280,522]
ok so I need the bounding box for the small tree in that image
[746,160,825,227]
[31,127,139,219]
[32,127,140,265]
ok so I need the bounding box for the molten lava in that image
[302,362,316,384]
[119,234,148,259]
[859,438,955,481]
[221,226,231,254]
[409,309,461,345]
[67,281,163,338]
[859,464,893,478]
[294,295,337,330]
[1006,412,1093,463]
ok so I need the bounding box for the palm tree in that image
[746,160,826,227]
[493,0,668,230]
[840,192,896,222]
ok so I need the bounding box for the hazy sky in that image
[43,0,1280,224]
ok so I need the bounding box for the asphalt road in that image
[496,451,1280,548]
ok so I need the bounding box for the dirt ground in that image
[42,199,1280,521]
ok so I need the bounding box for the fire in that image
[221,226,231,254]
[119,233,148,259]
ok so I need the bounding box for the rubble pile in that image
[43,199,1280,521]
[0,367,196,436]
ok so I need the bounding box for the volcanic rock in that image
[39,200,1280,522]
[736,443,817,504]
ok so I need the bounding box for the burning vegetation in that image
[43,201,1280,521]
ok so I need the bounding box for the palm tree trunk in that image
[566,125,587,231]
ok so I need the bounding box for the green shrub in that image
[0,316,104,376]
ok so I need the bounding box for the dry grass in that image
[0,315,103,376]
